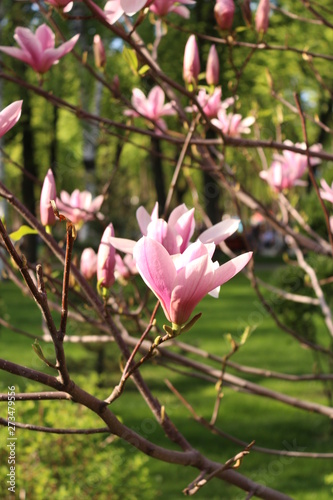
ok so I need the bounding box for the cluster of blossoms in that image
[260,141,322,192]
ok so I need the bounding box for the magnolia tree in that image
[0,0,333,498]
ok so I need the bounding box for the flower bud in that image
[183,35,200,85]
[97,224,116,288]
[40,169,56,226]
[206,45,219,86]
[255,0,270,34]
[93,35,106,69]
[80,248,97,280]
[214,0,235,31]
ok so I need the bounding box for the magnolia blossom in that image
[134,237,252,327]
[46,0,74,12]
[97,224,116,288]
[40,169,57,226]
[211,108,255,136]
[125,86,176,130]
[0,100,22,138]
[104,0,148,24]
[183,35,200,85]
[319,179,333,204]
[206,45,219,86]
[214,0,235,30]
[150,0,196,18]
[260,141,322,192]
[56,189,104,224]
[255,0,270,34]
[186,88,234,119]
[0,24,79,74]
[109,202,241,257]
[80,248,98,280]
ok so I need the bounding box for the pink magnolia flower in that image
[46,0,74,12]
[211,108,255,136]
[206,45,219,86]
[319,179,333,204]
[214,0,235,31]
[56,189,104,224]
[133,236,252,327]
[150,0,196,19]
[40,169,57,226]
[125,86,176,130]
[255,0,270,34]
[80,248,98,280]
[97,224,116,288]
[104,0,148,24]
[260,141,322,192]
[109,202,241,256]
[186,88,234,119]
[0,24,79,74]
[0,100,22,138]
[93,35,106,69]
[183,35,200,85]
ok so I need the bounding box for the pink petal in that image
[40,34,79,73]
[148,86,165,118]
[35,24,55,50]
[136,205,152,235]
[109,236,136,254]
[0,46,33,66]
[121,0,147,15]
[212,252,252,290]
[0,100,22,138]
[104,0,124,24]
[14,27,42,68]
[147,219,180,254]
[199,219,240,245]
[133,237,177,321]
[171,254,213,325]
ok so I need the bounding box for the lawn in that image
[0,270,332,499]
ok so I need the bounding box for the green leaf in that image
[32,339,56,369]
[138,64,150,76]
[123,47,138,74]
[10,225,38,241]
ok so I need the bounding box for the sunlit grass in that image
[0,272,332,499]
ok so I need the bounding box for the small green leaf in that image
[138,64,150,76]
[32,339,56,369]
[123,47,138,74]
[10,225,38,242]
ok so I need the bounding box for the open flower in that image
[0,24,79,74]
[260,141,322,192]
[211,108,255,136]
[40,169,57,226]
[320,179,333,204]
[125,86,176,130]
[133,237,252,327]
[56,189,104,224]
[109,202,240,256]
[0,100,22,138]
[186,88,234,119]
[150,0,196,18]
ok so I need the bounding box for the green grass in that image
[0,273,332,500]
